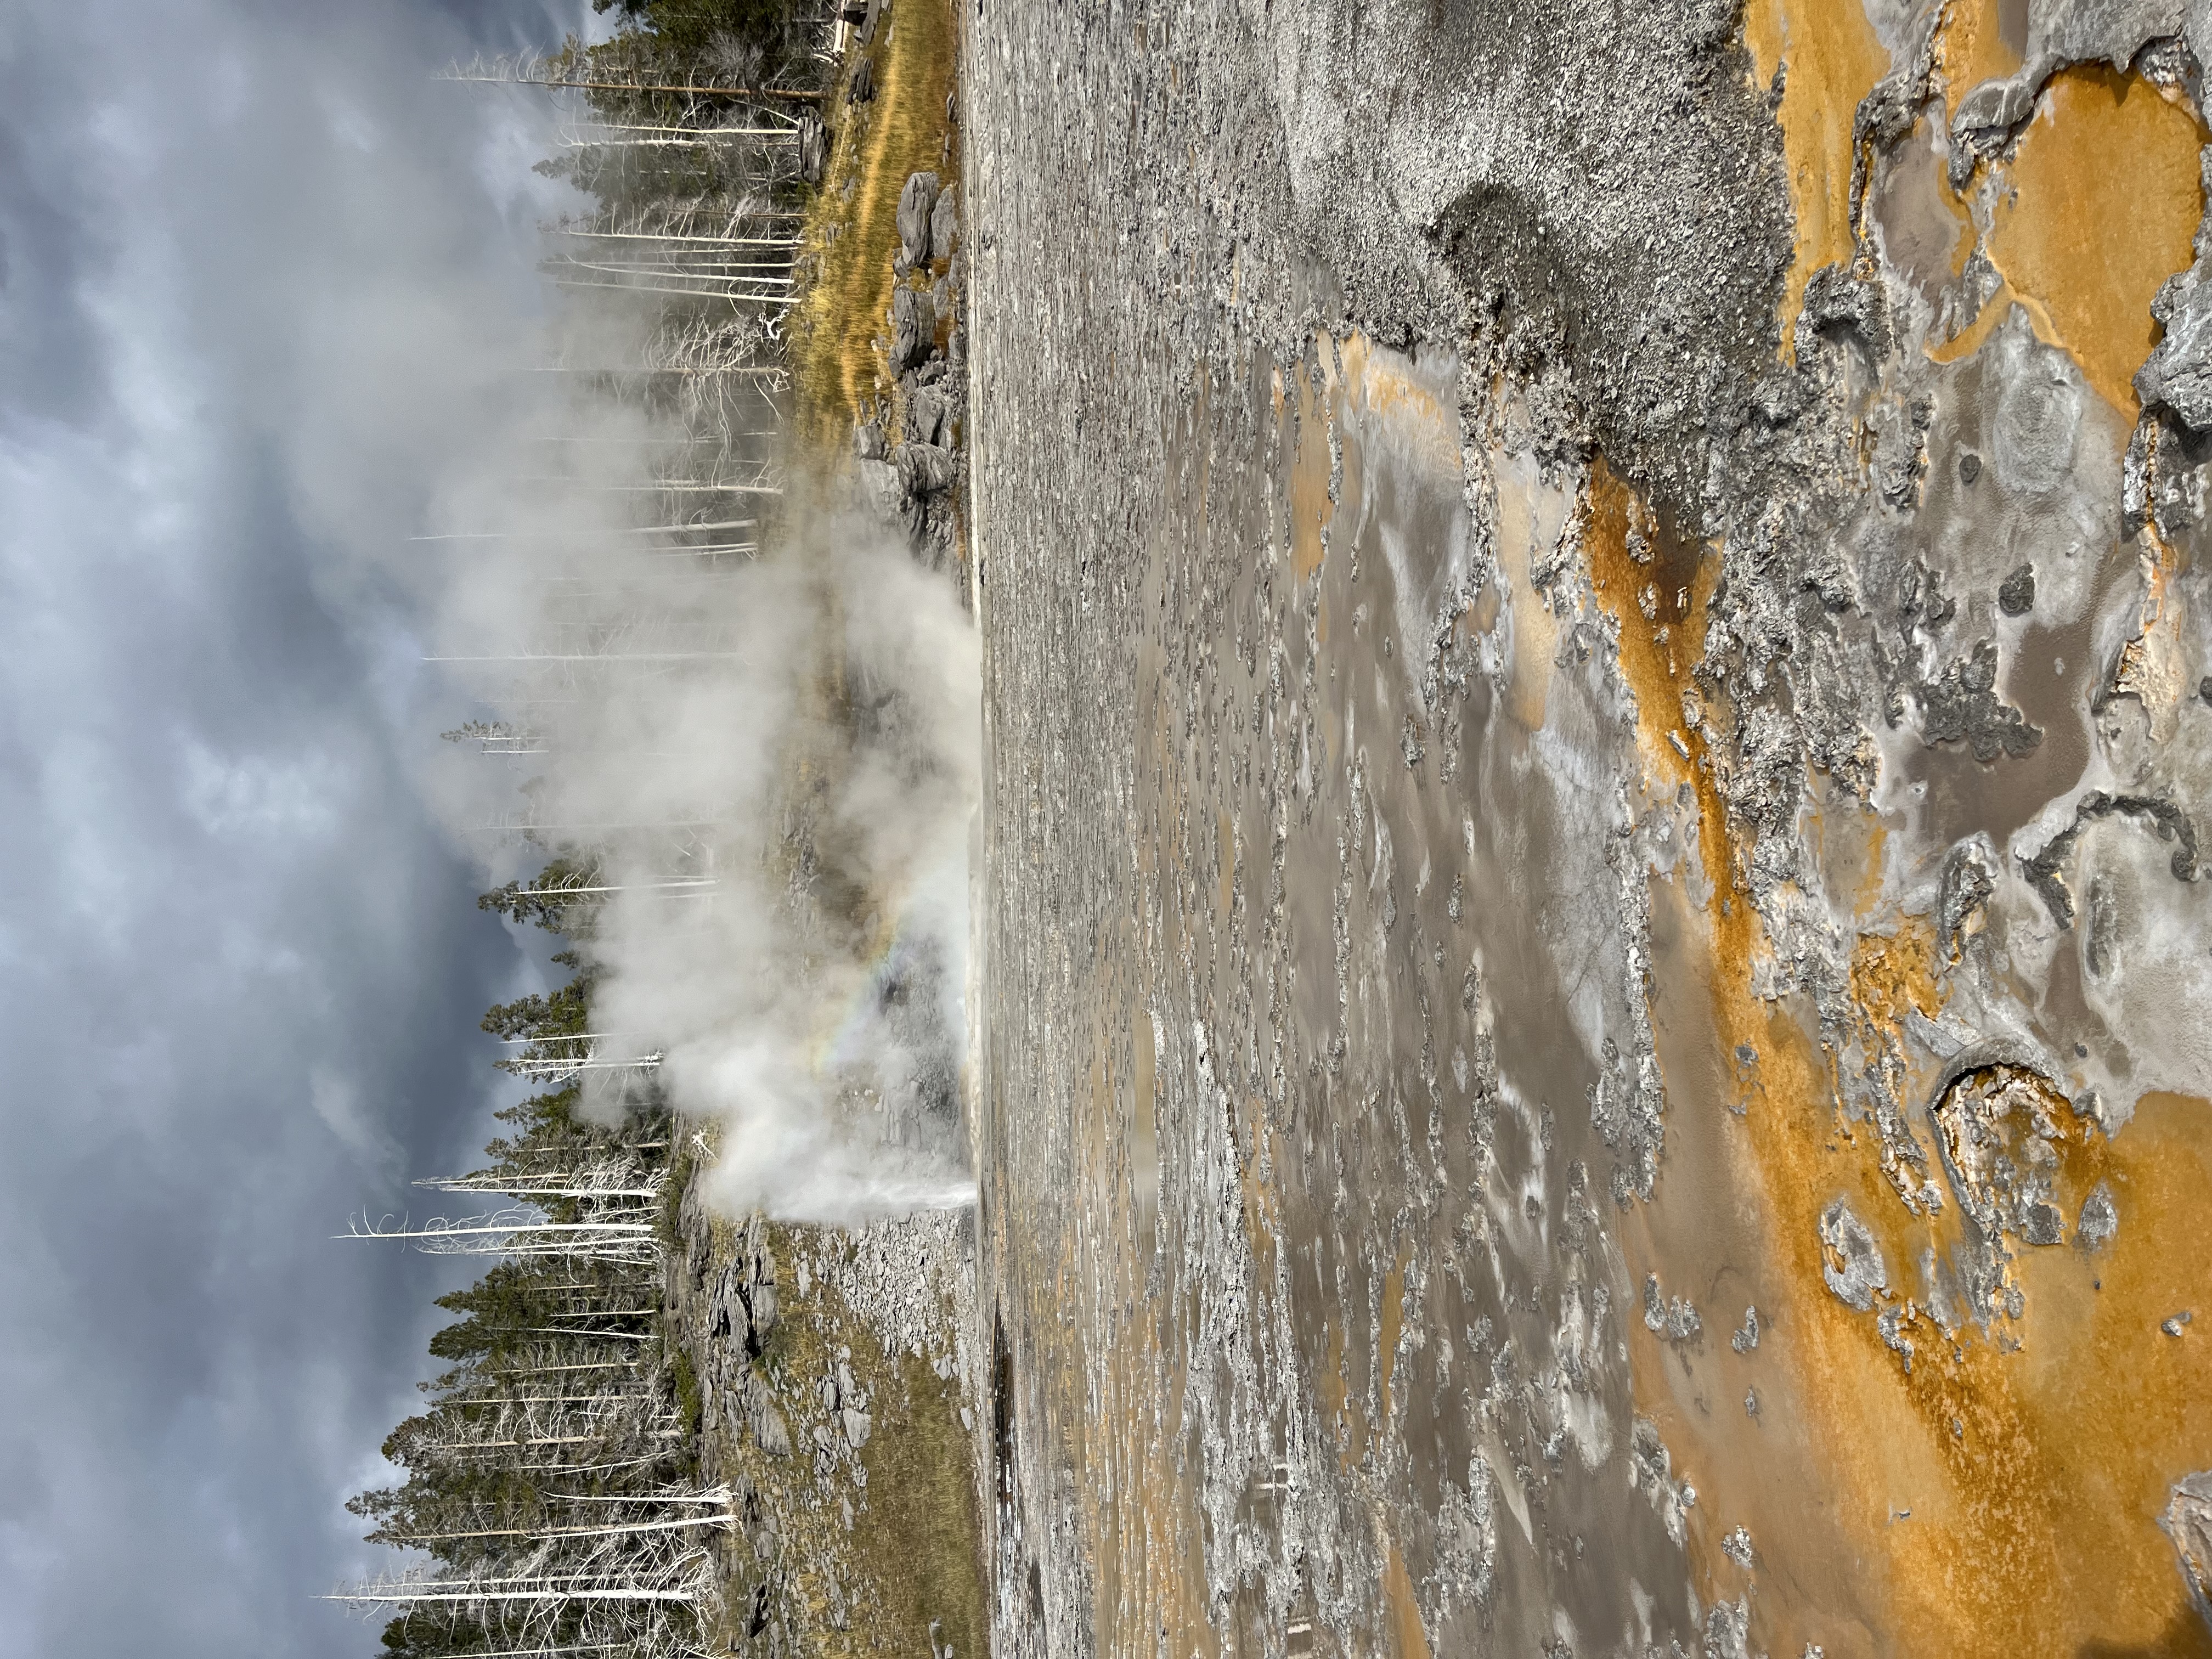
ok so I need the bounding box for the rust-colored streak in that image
[1336,334,1459,477]
[1931,0,2023,120]
[1590,453,2212,1653]
[1847,922,1939,1028]
[1583,459,1713,804]
[1381,1542,1432,1659]
[1319,1314,1356,1474]
[1378,1250,1408,1429]
[1741,0,1893,358]
[1984,66,2207,416]
[1926,286,2018,366]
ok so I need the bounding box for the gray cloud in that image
[0,0,607,1654]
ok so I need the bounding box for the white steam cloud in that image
[413,301,979,1224]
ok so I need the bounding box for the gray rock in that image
[897,170,941,268]
[856,457,901,519]
[1642,1272,1702,1343]
[848,54,874,105]
[893,441,957,498]
[2077,1181,2119,1251]
[890,285,936,374]
[1704,1595,1751,1659]
[929,184,959,264]
[2163,1471,2212,1619]
[1796,263,1888,358]
[855,420,887,460]
[713,1262,754,1351]
[753,1398,791,1457]
[1920,640,2041,761]
[799,113,827,186]
[1954,74,2036,136]
[1998,563,2036,616]
[1938,842,1996,957]
[842,1407,872,1448]
[1819,1197,1886,1312]
[907,388,949,448]
[2138,263,2212,430]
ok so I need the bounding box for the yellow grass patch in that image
[788,0,961,453]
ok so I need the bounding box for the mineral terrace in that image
[955,0,2212,1654]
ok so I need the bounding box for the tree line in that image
[342,860,714,1659]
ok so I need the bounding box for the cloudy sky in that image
[0,1,608,1651]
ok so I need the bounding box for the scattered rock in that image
[1818,1197,1886,1312]
[752,1248,779,1331]
[1643,1273,1702,1344]
[1705,1596,1751,1659]
[1997,562,2036,616]
[848,55,875,104]
[856,420,887,460]
[2137,263,2212,430]
[1932,1065,2074,1248]
[842,1407,872,1448]
[1920,639,2041,760]
[1797,263,1888,358]
[1937,841,1995,958]
[898,170,941,268]
[1729,1306,1760,1353]
[893,440,957,498]
[929,184,960,264]
[907,388,949,448]
[1628,1418,1697,1545]
[856,457,901,518]
[2019,1200,2066,1246]
[2162,1472,2212,1616]
[2021,792,2201,927]
[1954,74,2036,138]
[799,112,827,185]
[713,1261,755,1352]
[890,285,936,374]
[754,1397,792,1457]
